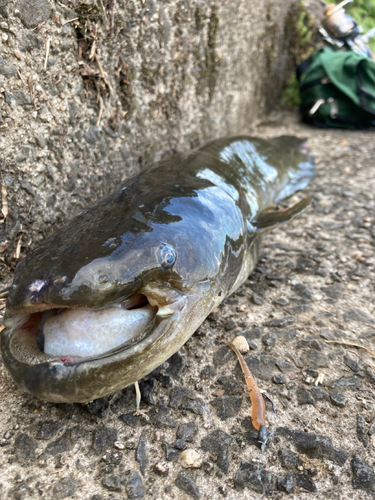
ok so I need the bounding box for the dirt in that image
[0,111,374,499]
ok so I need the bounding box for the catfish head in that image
[2,163,246,403]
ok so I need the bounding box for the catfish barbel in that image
[1,136,314,403]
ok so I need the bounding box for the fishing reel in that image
[319,0,375,59]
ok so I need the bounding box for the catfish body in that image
[2,136,314,402]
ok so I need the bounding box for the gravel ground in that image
[1,111,375,499]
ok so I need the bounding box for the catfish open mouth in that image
[4,292,158,366]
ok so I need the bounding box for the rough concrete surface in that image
[1,111,375,499]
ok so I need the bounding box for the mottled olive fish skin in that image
[2,136,314,402]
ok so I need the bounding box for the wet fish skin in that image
[2,136,314,402]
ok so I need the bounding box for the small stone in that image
[16,0,51,28]
[13,90,32,106]
[84,125,100,144]
[278,448,300,469]
[351,457,375,492]
[277,427,348,466]
[14,434,37,466]
[164,352,185,379]
[162,441,181,462]
[357,415,369,447]
[344,355,360,372]
[86,397,110,417]
[252,293,263,305]
[297,385,315,405]
[275,360,294,373]
[217,376,242,395]
[200,365,216,379]
[277,474,295,493]
[343,309,374,325]
[295,472,317,492]
[52,477,78,499]
[154,462,169,476]
[148,404,177,427]
[300,349,328,368]
[264,317,295,328]
[177,423,198,443]
[212,396,242,420]
[136,431,148,476]
[272,374,285,384]
[180,449,203,469]
[293,283,314,301]
[36,422,60,440]
[126,471,145,499]
[231,335,249,353]
[119,412,139,428]
[175,471,200,498]
[201,430,232,473]
[330,390,348,408]
[272,297,289,307]
[224,319,237,331]
[311,386,328,401]
[102,475,122,492]
[174,439,187,450]
[234,460,275,493]
[262,332,276,348]
[369,421,375,435]
[42,431,72,456]
[320,284,344,301]
[92,427,117,455]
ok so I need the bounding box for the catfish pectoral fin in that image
[251,197,312,232]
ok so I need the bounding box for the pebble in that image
[272,374,285,384]
[169,387,208,417]
[177,422,198,442]
[224,319,237,331]
[126,471,145,499]
[149,404,177,428]
[212,396,242,420]
[262,331,276,348]
[351,457,375,492]
[330,390,348,408]
[174,439,187,450]
[231,335,249,353]
[297,385,315,405]
[277,474,294,493]
[53,477,78,499]
[87,426,115,456]
[357,415,369,447]
[264,316,295,328]
[154,462,169,476]
[276,427,348,466]
[175,471,200,498]
[102,475,123,492]
[344,355,360,372]
[136,431,148,476]
[293,283,314,301]
[235,354,277,381]
[234,460,274,493]
[295,472,317,492]
[162,441,181,462]
[36,422,60,440]
[343,309,374,325]
[321,284,345,301]
[201,430,232,473]
[16,0,51,28]
[273,297,289,307]
[275,360,294,373]
[217,376,243,395]
[251,293,263,305]
[278,448,300,469]
[14,434,37,466]
[180,449,203,469]
[300,349,328,368]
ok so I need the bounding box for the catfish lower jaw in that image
[1,287,188,403]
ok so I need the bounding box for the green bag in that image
[297,47,375,129]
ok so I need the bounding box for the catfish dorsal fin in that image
[251,198,312,232]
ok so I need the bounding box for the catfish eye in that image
[98,274,109,284]
[157,243,177,271]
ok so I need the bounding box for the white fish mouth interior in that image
[40,292,158,358]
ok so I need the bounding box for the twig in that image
[99,0,108,24]
[1,185,9,220]
[14,225,23,260]
[324,340,375,358]
[0,325,5,333]
[96,97,104,126]
[94,53,112,93]
[62,17,79,26]
[16,69,25,83]
[28,75,36,109]
[44,39,51,71]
